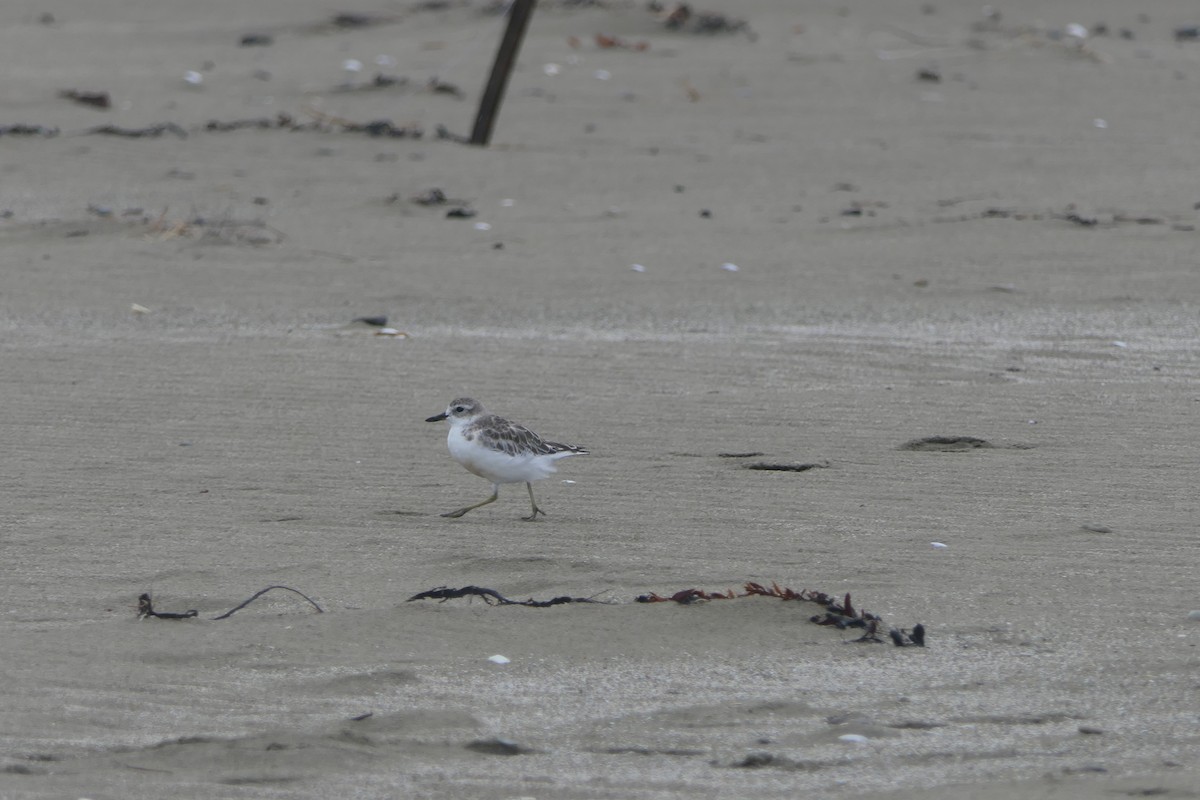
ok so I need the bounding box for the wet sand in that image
[2,1,1199,797]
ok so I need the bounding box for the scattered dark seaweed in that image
[0,124,60,137]
[407,585,611,607]
[86,122,188,139]
[635,581,923,645]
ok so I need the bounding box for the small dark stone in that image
[743,461,827,472]
[446,207,476,219]
[239,33,274,47]
[332,12,375,28]
[352,316,388,327]
[465,738,532,756]
[734,752,776,768]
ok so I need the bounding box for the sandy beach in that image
[2,1,1198,797]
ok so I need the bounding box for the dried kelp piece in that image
[137,593,198,620]
[407,585,611,607]
[635,581,923,645]
[137,586,323,621]
[635,587,739,604]
[889,623,926,647]
[211,585,324,619]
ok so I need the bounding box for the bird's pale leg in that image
[522,482,546,521]
[442,485,499,518]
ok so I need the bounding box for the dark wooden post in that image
[469,0,537,146]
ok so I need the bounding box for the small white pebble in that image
[130,303,150,315]
[1065,23,1089,39]
[721,262,740,272]
[931,541,949,549]
[183,71,204,86]
[1093,118,1108,129]
[838,734,870,744]
[474,222,492,231]
[1112,340,1127,348]
[487,654,510,664]
[630,263,646,272]
[342,59,364,73]
[594,69,612,80]
[561,480,576,485]
[543,63,561,76]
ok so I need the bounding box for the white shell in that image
[487,654,511,664]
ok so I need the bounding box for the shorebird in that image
[425,397,587,520]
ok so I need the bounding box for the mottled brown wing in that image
[474,415,587,457]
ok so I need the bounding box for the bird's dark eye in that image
[454,406,464,413]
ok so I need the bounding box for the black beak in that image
[425,412,448,422]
